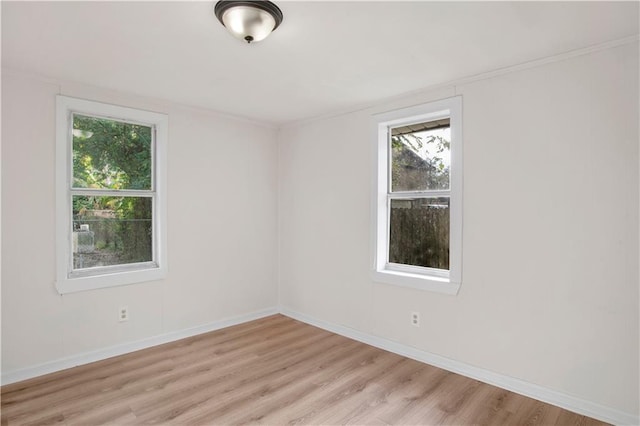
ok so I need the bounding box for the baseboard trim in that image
[1,306,278,386]
[280,307,639,426]
[3,305,637,425]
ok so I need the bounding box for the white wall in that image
[278,42,639,416]
[1,71,279,373]
[1,38,637,422]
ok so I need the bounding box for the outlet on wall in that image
[411,311,420,327]
[119,306,129,322]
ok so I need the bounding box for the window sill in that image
[372,269,460,295]
[56,266,166,294]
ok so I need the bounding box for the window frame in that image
[372,96,462,295]
[55,96,168,294]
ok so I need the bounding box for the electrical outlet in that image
[119,306,129,322]
[411,312,420,327]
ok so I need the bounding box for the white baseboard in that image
[280,307,639,426]
[1,307,278,386]
[2,305,637,426]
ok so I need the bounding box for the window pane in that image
[391,119,450,192]
[389,197,449,269]
[72,196,153,270]
[72,114,152,190]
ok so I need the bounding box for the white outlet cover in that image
[119,307,129,321]
[411,312,420,326]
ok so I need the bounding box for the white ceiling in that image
[2,1,638,125]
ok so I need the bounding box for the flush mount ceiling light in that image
[214,0,283,44]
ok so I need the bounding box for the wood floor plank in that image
[2,314,292,417]
[1,315,609,425]
[131,330,341,423]
[256,343,385,425]
[261,351,405,425]
[173,337,370,424]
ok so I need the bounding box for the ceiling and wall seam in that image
[279,34,640,130]
[3,34,637,133]
[0,67,279,132]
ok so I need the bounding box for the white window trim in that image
[55,96,168,294]
[371,96,462,295]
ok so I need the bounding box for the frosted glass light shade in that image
[215,1,283,44]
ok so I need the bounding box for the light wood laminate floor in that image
[1,314,608,425]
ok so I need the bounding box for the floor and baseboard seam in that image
[2,306,637,425]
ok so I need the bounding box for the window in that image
[56,96,168,294]
[372,96,462,294]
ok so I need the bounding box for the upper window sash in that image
[70,112,156,192]
[69,189,155,196]
[387,190,450,198]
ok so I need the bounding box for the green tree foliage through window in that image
[72,115,153,269]
[73,114,151,191]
